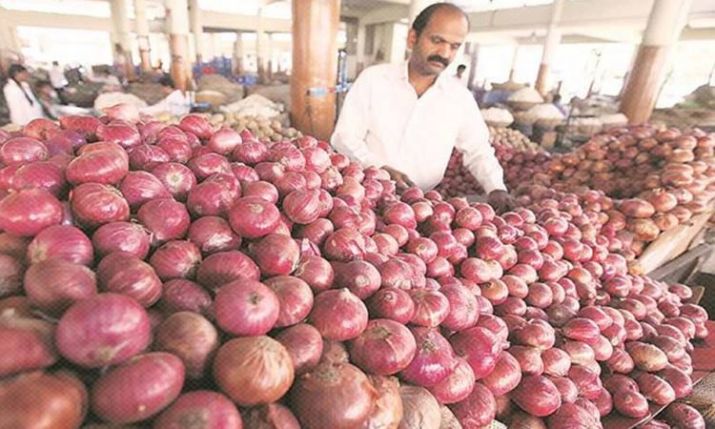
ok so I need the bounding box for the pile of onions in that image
[0,112,709,428]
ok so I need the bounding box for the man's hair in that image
[35,80,52,90]
[8,64,27,79]
[457,64,467,71]
[52,61,59,66]
[411,3,470,37]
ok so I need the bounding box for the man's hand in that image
[382,166,415,189]
[487,190,514,213]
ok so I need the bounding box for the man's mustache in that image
[427,55,449,67]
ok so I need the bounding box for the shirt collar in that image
[395,62,449,91]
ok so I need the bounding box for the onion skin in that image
[56,293,151,368]
[349,319,416,376]
[214,279,280,336]
[291,361,376,429]
[511,375,562,417]
[275,323,324,376]
[0,314,57,377]
[482,351,522,397]
[401,327,456,387]
[0,188,63,236]
[449,382,496,429]
[92,221,150,259]
[664,403,705,429]
[613,390,649,418]
[91,352,185,424]
[0,370,88,429]
[196,250,261,290]
[154,390,243,429]
[154,311,219,380]
[309,288,368,341]
[399,385,441,429]
[364,375,403,429]
[23,259,97,315]
[213,336,294,407]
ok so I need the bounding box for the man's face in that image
[408,8,468,76]
[16,71,30,82]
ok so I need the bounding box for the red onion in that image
[249,233,300,276]
[215,279,279,336]
[228,197,281,239]
[291,361,374,429]
[92,221,150,259]
[149,240,202,280]
[196,250,260,290]
[265,275,314,328]
[401,326,456,387]
[310,288,368,341]
[333,260,381,299]
[154,391,241,429]
[450,382,496,428]
[409,289,450,327]
[23,259,96,314]
[613,390,649,418]
[56,293,150,368]
[294,255,334,291]
[512,375,562,417]
[154,311,218,379]
[97,252,162,307]
[366,288,415,324]
[636,372,676,405]
[26,224,92,266]
[151,162,197,201]
[510,345,544,376]
[663,403,705,429]
[451,326,500,379]
[482,351,522,396]
[349,318,416,376]
[0,188,63,236]
[275,323,324,375]
[159,279,212,317]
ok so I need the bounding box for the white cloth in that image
[3,79,44,126]
[331,62,506,193]
[49,66,67,89]
[140,90,191,117]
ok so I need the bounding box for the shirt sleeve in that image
[455,93,507,194]
[330,71,379,167]
[4,83,29,126]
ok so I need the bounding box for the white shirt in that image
[49,66,67,89]
[331,63,506,193]
[140,90,190,117]
[3,79,44,126]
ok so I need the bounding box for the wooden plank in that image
[647,244,713,283]
[633,211,714,275]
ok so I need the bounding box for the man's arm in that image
[330,71,379,168]
[455,95,507,195]
[455,95,513,212]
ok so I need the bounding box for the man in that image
[3,64,44,125]
[49,61,68,90]
[140,75,190,117]
[455,64,467,80]
[331,3,511,211]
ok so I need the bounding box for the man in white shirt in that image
[331,3,512,211]
[140,75,190,117]
[49,61,68,90]
[3,64,44,126]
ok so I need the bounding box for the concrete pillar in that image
[256,6,269,82]
[189,0,205,64]
[133,0,152,72]
[233,32,244,75]
[111,0,134,79]
[165,0,192,91]
[409,0,442,28]
[534,0,564,95]
[291,0,340,141]
[620,0,692,124]
[267,33,274,80]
